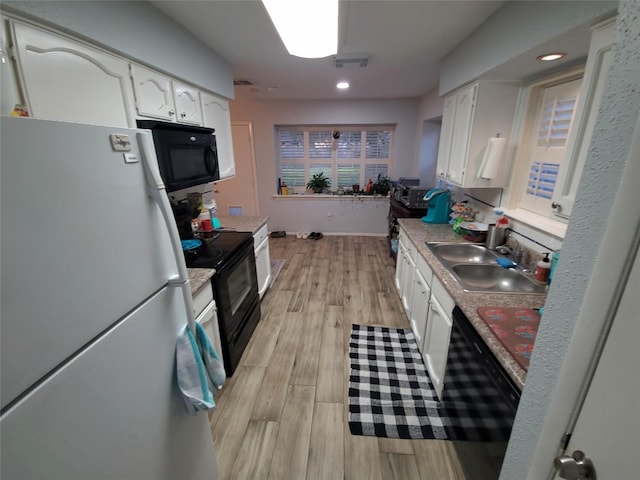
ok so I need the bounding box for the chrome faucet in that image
[496,244,524,264]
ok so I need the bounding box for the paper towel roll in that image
[478,137,507,180]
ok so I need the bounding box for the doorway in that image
[213,121,259,217]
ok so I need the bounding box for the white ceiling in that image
[151,0,591,101]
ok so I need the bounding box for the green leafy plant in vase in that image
[306,172,331,193]
[373,174,392,196]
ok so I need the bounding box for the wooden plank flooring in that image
[209,235,467,480]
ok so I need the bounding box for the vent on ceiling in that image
[233,79,255,86]
[334,53,370,68]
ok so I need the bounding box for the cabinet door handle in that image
[168,109,175,116]
[180,112,187,118]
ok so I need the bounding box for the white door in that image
[549,245,639,480]
[11,20,135,127]
[213,121,259,217]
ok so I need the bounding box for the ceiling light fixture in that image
[336,82,349,90]
[536,52,567,62]
[261,0,338,59]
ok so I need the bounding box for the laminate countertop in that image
[398,218,547,390]
[216,215,269,235]
[186,216,269,295]
[188,268,215,295]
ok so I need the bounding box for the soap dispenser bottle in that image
[535,253,551,283]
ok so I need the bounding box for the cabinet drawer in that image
[431,277,455,314]
[254,223,268,249]
[192,281,213,317]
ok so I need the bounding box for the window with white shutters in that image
[276,126,393,193]
[519,78,581,216]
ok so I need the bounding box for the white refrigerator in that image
[0,116,218,479]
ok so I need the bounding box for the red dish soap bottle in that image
[535,253,551,283]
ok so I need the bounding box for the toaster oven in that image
[397,185,430,209]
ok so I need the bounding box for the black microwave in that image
[137,120,219,192]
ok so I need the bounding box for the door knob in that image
[551,201,561,210]
[554,450,596,480]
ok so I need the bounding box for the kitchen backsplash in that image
[439,182,563,256]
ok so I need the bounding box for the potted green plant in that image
[373,174,392,196]
[306,172,331,193]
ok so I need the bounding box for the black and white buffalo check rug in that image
[348,324,515,441]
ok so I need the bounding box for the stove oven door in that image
[212,240,261,376]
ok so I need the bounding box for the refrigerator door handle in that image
[137,131,196,331]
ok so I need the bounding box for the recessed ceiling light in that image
[336,82,350,90]
[536,52,567,62]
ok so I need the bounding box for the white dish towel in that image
[176,322,226,415]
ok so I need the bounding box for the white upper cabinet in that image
[201,92,236,179]
[436,81,520,188]
[551,19,615,220]
[129,65,175,121]
[10,20,135,127]
[130,65,202,125]
[173,82,202,125]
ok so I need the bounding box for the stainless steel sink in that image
[450,264,547,294]
[426,242,499,265]
[426,242,546,294]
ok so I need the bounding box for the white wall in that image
[1,1,233,98]
[414,87,444,187]
[440,0,616,95]
[229,96,420,234]
[501,2,640,477]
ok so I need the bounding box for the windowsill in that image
[272,194,390,200]
[503,208,568,239]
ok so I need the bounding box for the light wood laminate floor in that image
[209,235,470,480]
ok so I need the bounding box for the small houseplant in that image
[306,172,331,193]
[373,174,392,196]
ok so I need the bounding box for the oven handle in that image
[138,131,196,331]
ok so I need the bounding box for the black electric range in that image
[182,230,253,270]
[182,228,260,377]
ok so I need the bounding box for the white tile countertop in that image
[398,218,547,389]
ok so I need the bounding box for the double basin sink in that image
[426,242,547,294]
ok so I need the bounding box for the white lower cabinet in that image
[422,277,455,400]
[253,224,271,299]
[395,226,434,354]
[192,281,222,358]
[409,268,431,350]
[393,224,457,400]
[398,228,417,316]
[401,250,416,315]
[394,236,406,293]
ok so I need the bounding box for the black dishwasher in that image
[442,307,521,479]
